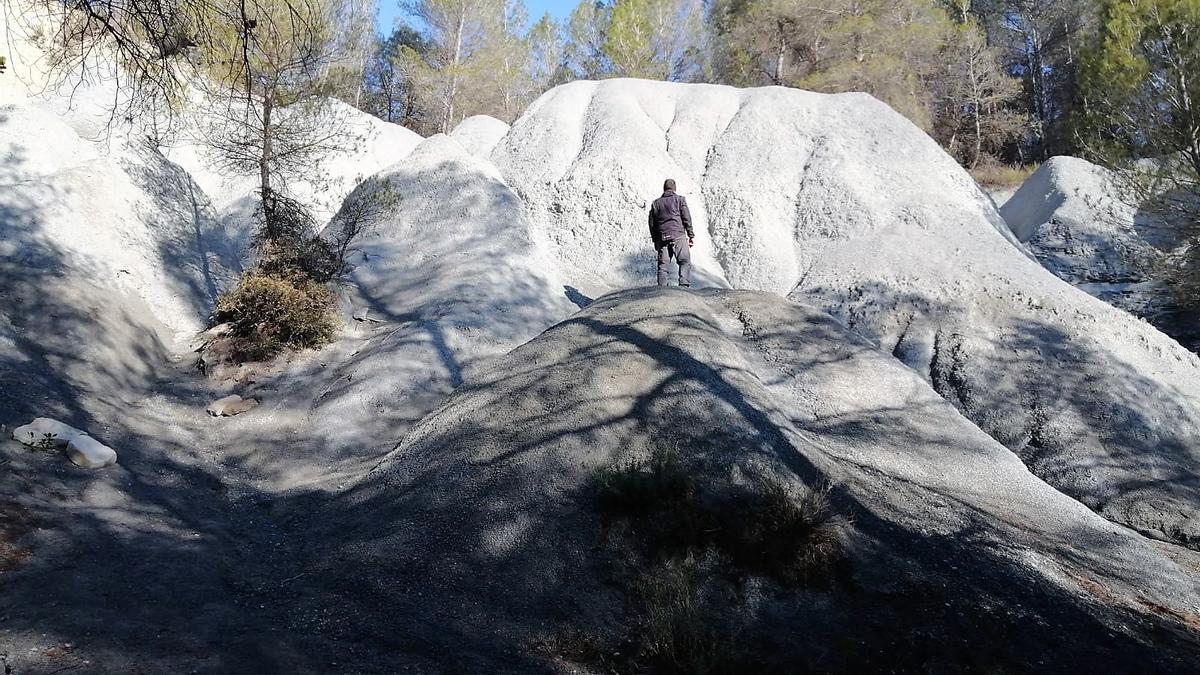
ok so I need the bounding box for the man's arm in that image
[680,196,694,240]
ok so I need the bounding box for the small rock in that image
[66,435,118,469]
[190,322,234,352]
[351,308,385,323]
[206,394,260,417]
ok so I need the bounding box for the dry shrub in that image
[592,446,843,584]
[255,236,344,285]
[214,271,336,362]
[566,447,846,672]
[634,557,740,674]
[969,157,1039,188]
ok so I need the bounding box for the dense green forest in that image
[357,0,1092,170]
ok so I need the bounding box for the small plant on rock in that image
[26,432,58,450]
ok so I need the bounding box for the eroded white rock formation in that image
[491,79,1200,547]
[449,115,510,158]
[1002,156,1163,283]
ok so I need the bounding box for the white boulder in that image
[66,434,119,469]
[12,417,117,468]
[12,417,79,448]
[206,394,260,417]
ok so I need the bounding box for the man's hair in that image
[663,178,676,191]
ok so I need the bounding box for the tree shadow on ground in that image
[275,288,1200,673]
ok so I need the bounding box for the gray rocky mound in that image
[449,114,510,158]
[306,134,576,452]
[227,134,577,475]
[293,288,1200,671]
[494,79,1200,548]
[1001,156,1163,285]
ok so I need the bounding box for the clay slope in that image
[222,133,578,474]
[0,102,242,338]
[293,288,1200,672]
[493,79,1200,548]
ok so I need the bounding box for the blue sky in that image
[376,0,576,34]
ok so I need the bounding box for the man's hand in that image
[688,238,694,247]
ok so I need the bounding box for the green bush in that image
[214,271,337,362]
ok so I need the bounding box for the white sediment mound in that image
[450,115,510,158]
[0,102,242,336]
[494,79,1200,547]
[1001,156,1161,283]
[1002,156,1132,242]
[495,79,1013,296]
[301,134,576,454]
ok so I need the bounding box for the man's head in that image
[663,178,676,192]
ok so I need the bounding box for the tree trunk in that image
[774,21,787,84]
[970,53,983,169]
[260,93,276,239]
[443,7,467,134]
[972,103,983,169]
[1025,19,1050,157]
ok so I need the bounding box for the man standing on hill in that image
[649,179,695,287]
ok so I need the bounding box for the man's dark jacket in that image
[648,190,694,245]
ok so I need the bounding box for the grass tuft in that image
[591,446,843,584]
[969,160,1040,188]
[554,446,846,672]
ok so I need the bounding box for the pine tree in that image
[1078,0,1200,338]
[199,0,347,239]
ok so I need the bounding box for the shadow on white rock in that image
[494,78,1200,549]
